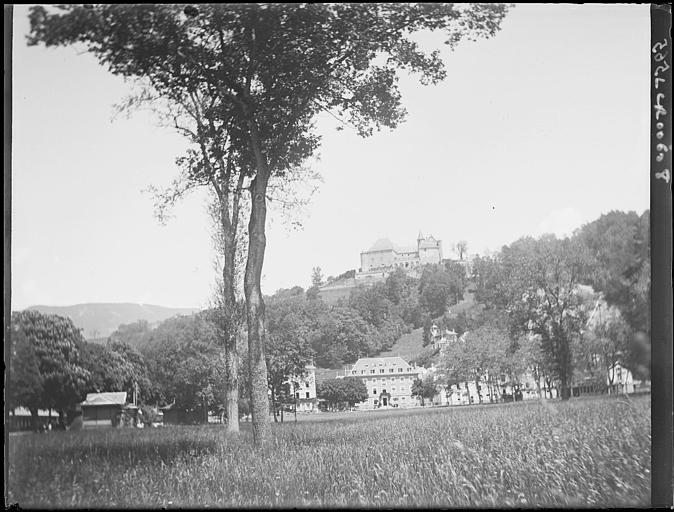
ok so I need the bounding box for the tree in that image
[316,377,367,411]
[311,267,324,288]
[517,333,547,399]
[419,264,465,318]
[455,240,468,260]
[411,347,440,368]
[107,340,153,404]
[422,316,434,347]
[265,291,315,422]
[411,376,437,406]
[7,329,45,430]
[342,378,369,408]
[580,301,631,394]
[10,311,91,426]
[108,320,153,350]
[80,342,131,394]
[141,313,225,419]
[575,210,650,378]
[384,268,422,327]
[311,307,376,368]
[499,236,592,400]
[29,3,510,444]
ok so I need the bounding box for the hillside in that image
[25,303,200,340]
[378,328,425,362]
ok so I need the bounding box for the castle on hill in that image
[358,231,443,280]
[318,231,443,304]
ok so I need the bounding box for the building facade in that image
[286,364,318,412]
[430,324,460,351]
[341,356,422,409]
[358,231,443,278]
[78,391,129,428]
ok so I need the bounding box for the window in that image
[389,369,394,373]
[352,370,356,375]
[380,369,385,374]
[373,388,377,395]
[383,389,386,394]
[361,370,365,374]
[371,370,375,374]
[306,392,310,399]
[306,382,310,388]
[398,368,403,373]
[296,392,300,399]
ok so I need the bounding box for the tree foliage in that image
[140,313,225,413]
[265,291,315,412]
[10,311,91,420]
[575,210,650,378]
[7,329,44,416]
[317,377,368,410]
[411,376,437,406]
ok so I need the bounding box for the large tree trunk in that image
[222,231,240,433]
[560,378,571,400]
[244,169,272,446]
[30,408,39,432]
[217,164,244,433]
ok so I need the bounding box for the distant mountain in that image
[25,303,200,340]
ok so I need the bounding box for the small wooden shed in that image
[79,392,127,428]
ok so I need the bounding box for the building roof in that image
[418,236,440,249]
[395,245,418,254]
[12,407,54,417]
[367,238,395,252]
[364,233,442,255]
[348,356,418,373]
[80,392,127,407]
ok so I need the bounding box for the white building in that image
[430,324,459,351]
[286,364,318,412]
[342,356,423,409]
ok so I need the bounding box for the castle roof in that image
[418,235,439,249]
[367,238,395,252]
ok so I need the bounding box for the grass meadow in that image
[8,395,650,508]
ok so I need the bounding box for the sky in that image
[11,4,651,310]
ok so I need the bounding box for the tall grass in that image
[8,395,650,508]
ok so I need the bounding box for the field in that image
[7,395,650,508]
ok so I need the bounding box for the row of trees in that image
[432,210,650,401]
[8,252,474,429]
[8,311,148,429]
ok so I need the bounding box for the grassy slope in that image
[378,328,425,362]
[317,290,480,377]
[7,396,651,508]
[377,290,480,363]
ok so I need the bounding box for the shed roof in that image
[80,392,127,407]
